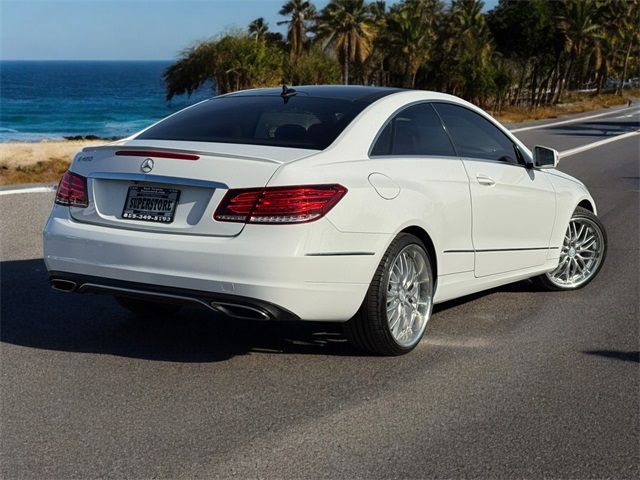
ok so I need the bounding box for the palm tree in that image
[164,0,636,108]
[589,1,620,93]
[558,0,601,93]
[367,1,388,85]
[248,17,269,42]
[369,0,386,18]
[443,0,494,99]
[316,0,376,85]
[383,1,439,88]
[278,0,316,58]
[449,0,492,63]
[615,0,640,94]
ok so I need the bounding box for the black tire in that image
[345,233,434,356]
[114,295,182,319]
[535,206,607,291]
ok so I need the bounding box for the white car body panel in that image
[461,158,556,277]
[276,155,474,276]
[43,87,597,322]
[544,171,595,261]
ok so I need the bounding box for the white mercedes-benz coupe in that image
[44,86,607,355]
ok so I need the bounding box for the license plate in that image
[122,185,180,223]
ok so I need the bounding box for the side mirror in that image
[532,145,559,169]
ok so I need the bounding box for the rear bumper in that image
[43,206,388,321]
[49,271,300,321]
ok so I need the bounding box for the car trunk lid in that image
[68,141,316,237]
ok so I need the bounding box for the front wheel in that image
[345,233,434,356]
[536,206,607,291]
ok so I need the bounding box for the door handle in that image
[476,174,495,186]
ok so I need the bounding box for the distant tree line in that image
[164,0,639,110]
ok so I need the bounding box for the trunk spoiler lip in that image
[81,144,285,165]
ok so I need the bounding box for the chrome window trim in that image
[458,156,534,169]
[366,154,461,161]
[305,251,375,256]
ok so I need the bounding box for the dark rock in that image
[63,135,122,141]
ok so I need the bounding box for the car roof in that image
[225,85,405,104]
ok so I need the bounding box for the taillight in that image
[214,184,347,224]
[55,170,88,208]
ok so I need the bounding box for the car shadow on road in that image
[548,120,640,137]
[584,350,640,363]
[1,258,555,362]
[0,258,365,362]
[432,278,543,315]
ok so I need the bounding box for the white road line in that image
[511,106,639,133]
[559,130,640,158]
[0,185,56,196]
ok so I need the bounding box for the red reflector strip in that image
[115,150,199,160]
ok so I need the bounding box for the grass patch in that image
[0,157,70,186]
[494,89,639,124]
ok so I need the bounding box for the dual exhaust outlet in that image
[49,278,271,321]
[51,279,77,292]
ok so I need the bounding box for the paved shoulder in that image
[511,106,640,152]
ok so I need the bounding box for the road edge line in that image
[511,106,637,133]
[559,130,640,158]
[0,185,56,196]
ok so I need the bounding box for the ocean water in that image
[0,61,212,142]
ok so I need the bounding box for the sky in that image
[0,0,499,61]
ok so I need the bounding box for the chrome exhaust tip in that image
[210,302,271,321]
[51,279,77,293]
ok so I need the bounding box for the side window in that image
[371,103,456,157]
[434,103,521,164]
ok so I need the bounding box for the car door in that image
[369,103,474,277]
[433,102,556,277]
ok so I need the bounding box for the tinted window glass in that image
[434,103,520,164]
[371,122,393,155]
[137,96,368,150]
[371,103,455,156]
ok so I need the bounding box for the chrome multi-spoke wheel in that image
[541,207,607,290]
[346,233,434,356]
[385,245,432,348]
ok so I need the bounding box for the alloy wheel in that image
[545,216,605,288]
[385,244,433,348]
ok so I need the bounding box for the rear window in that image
[137,95,368,150]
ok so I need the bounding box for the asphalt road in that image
[1,106,639,479]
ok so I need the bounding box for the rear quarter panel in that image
[269,155,474,277]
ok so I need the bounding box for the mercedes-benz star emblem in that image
[140,158,154,173]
